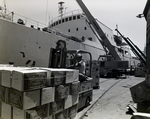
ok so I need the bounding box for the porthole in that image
[88,37,92,41]
[77,15,80,19]
[73,16,76,20]
[62,19,64,23]
[66,18,68,22]
[69,17,72,21]
[59,20,61,24]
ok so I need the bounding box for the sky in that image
[0,0,147,51]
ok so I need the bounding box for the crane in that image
[76,0,128,78]
[76,0,121,60]
[115,29,146,65]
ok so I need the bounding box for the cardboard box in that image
[55,85,69,100]
[39,68,66,86]
[0,67,33,88]
[8,88,40,110]
[65,69,79,84]
[49,99,64,115]
[50,69,66,86]
[64,93,79,109]
[0,64,14,67]
[13,104,51,119]
[40,68,79,85]
[41,87,55,105]
[72,95,79,106]
[64,95,72,109]
[12,69,47,91]
[13,106,26,119]
[0,85,6,102]
[0,70,12,87]
[68,104,78,119]
[26,104,49,119]
[0,67,15,87]
[55,110,68,119]
[0,102,12,119]
[71,81,80,95]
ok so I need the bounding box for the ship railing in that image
[12,13,47,29]
[49,9,83,25]
[0,8,47,29]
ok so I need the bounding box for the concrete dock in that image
[75,76,145,119]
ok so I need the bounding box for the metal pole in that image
[145,6,150,86]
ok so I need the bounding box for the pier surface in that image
[75,76,145,119]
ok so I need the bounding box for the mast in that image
[4,0,6,13]
[58,1,64,18]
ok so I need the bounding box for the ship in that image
[0,2,140,68]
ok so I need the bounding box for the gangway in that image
[42,27,83,43]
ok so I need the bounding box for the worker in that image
[75,53,87,82]
[67,53,87,81]
[75,54,85,73]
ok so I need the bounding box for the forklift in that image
[49,40,93,110]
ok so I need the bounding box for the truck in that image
[98,55,128,78]
[76,0,129,78]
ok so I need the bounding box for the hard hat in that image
[76,53,82,58]
[76,53,82,61]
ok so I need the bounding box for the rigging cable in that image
[45,0,49,24]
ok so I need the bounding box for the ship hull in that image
[0,18,106,67]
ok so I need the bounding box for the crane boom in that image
[115,29,146,65]
[76,0,121,60]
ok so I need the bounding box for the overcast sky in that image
[1,0,147,50]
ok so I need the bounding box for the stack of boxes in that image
[0,66,79,119]
[135,67,146,77]
[86,60,100,89]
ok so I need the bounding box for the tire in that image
[107,73,111,78]
[85,97,90,107]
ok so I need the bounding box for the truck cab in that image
[98,55,128,78]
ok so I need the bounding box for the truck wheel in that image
[100,74,104,78]
[85,97,90,107]
[107,73,111,78]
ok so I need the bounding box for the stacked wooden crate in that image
[135,67,146,77]
[85,60,100,89]
[0,66,79,119]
